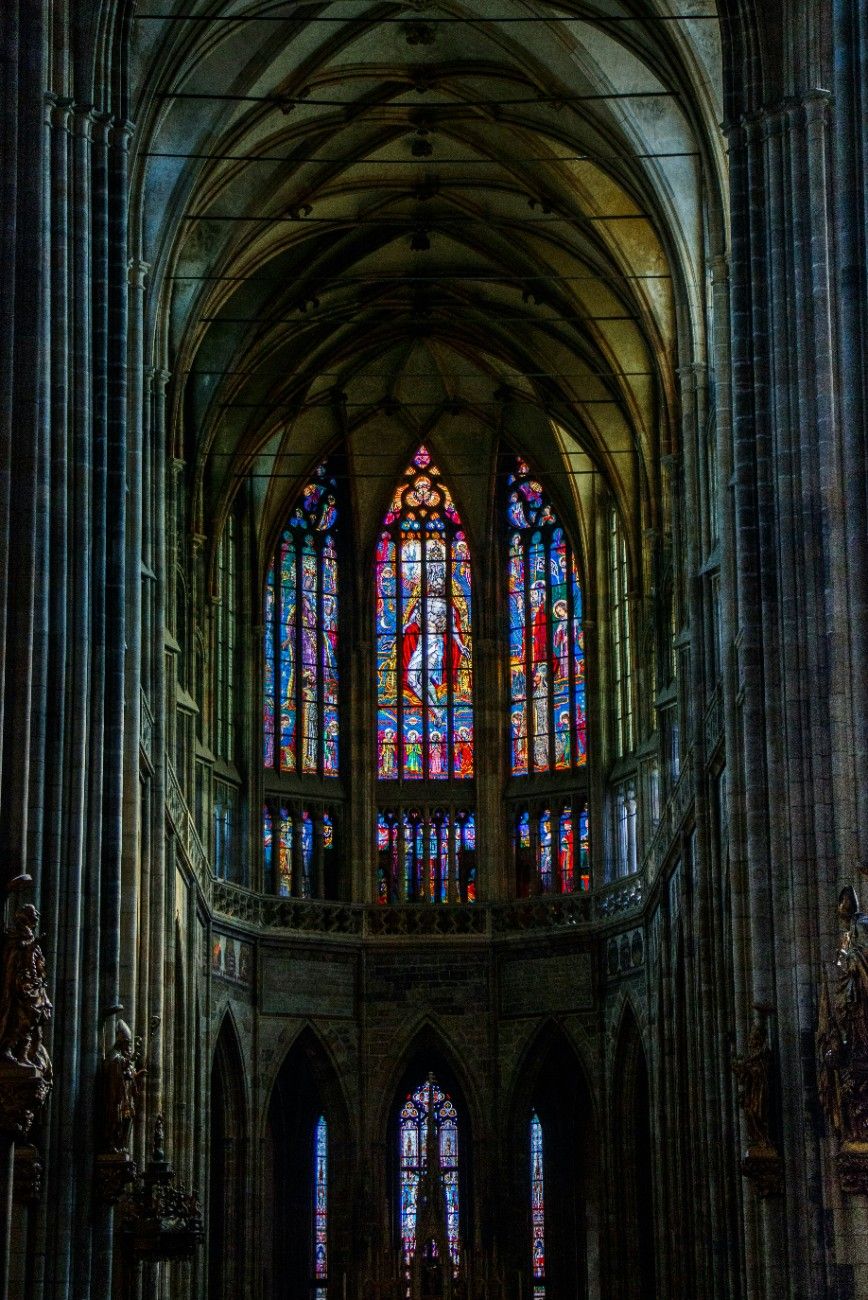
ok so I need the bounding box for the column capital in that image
[128,258,150,289]
[43,92,74,132]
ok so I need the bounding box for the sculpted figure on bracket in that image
[817,886,868,1192]
[732,1004,782,1196]
[0,895,53,1138]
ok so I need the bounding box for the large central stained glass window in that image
[264,463,339,777]
[377,447,474,782]
[399,1077,460,1270]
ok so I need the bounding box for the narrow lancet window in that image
[263,463,339,777]
[531,1111,546,1297]
[314,1115,328,1299]
[507,458,586,776]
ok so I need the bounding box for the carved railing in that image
[595,874,645,918]
[211,880,594,938]
[165,760,211,892]
[366,903,485,937]
[490,892,592,933]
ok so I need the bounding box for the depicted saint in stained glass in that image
[376,447,474,782]
[506,459,587,776]
[531,1112,546,1297]
[377,810,476,904]
[514,803,589,896]
[399,1078,460,1270]
[263,463,340,777]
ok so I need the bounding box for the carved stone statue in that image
[733,1018,773,1149]
[818,888,868,1139]
[816,886,868,1192]
[0,895,53,1137]
[100,1019,146,1154]
[0,903,53,1076]
[732,1005,782,1195]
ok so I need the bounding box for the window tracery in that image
[377,447,474,784]
[263,463,340,777]
[507,459,586,777]
[399,1077,460,1271]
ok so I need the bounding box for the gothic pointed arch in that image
[610,1001,657,1300]
[209,1012,248,1300]
[265,1025,352,1300]
[506,1021,600,1300]
[383,1025,479,1290]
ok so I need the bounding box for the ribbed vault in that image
[130,0,725,570]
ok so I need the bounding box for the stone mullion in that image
[350,641,374,902]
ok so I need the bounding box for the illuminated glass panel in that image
[314,1115,328,1298]
[377,810,476,903]
[376,447,474,782]
[531,1112,546,1296]
[539,810,553,891]
[399,1078,460,1270]
[263,463,339,777]
[506,459,587,775]
[514,803,590,895]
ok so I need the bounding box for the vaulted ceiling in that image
[131,1,725,573]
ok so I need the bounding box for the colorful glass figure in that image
[376,447,474,782]
[515,803,589,895]
[506,458,586,776]
[531,1112,546,1297]
[263,463,339,776]
[399,1078,460,1270]
[314,1115,328,1299]
[376,809,476,903]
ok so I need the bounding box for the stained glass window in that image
[377,810,476,904]
[531,1112,546,1297]
[377,447,474,782]
[264,463,339,777]
[507,458,586,776]
[214,515,237,763]
[514,802,589,894]
[314,1115,328,1299]
[609,507,634,757]
[399,1077,460,1271]
[263,803,333,897]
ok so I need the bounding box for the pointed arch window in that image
[507,458,587,776]
[530,1112,546,1297]
[399,1076,460,1271]
[313,1115,328,1299]
[263,463,339,777]
[376,447,474,783]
